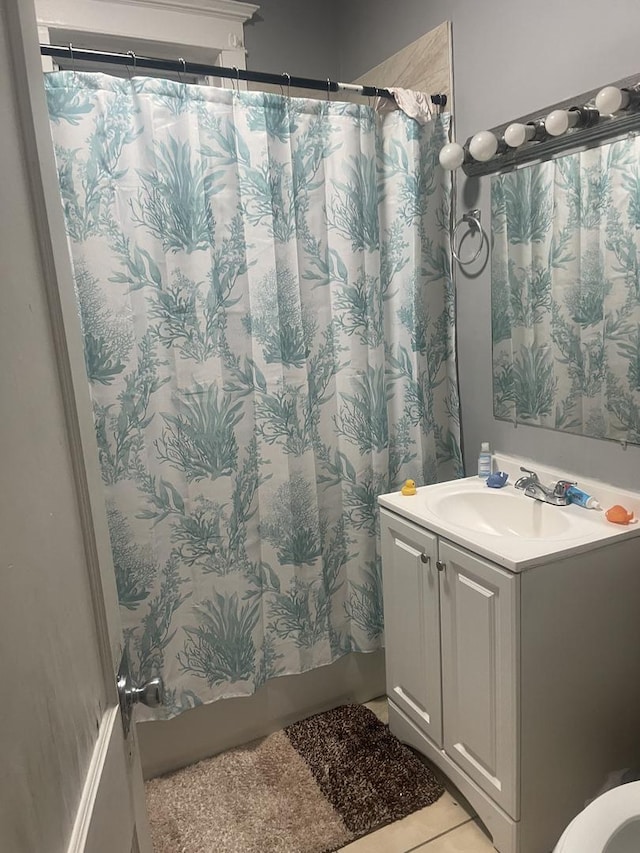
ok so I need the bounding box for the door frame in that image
[4,1,152,848]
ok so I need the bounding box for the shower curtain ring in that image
[178,57,186,83]
[327,78,331,102]
[126,50,137,78]
[451,208,486,266]
[282,72,291,99]
[68,42,76,74]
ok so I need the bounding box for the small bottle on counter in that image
[478,441,492,479]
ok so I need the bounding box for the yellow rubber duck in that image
[401,478,417,496]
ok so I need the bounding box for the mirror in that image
[491,133,640,443]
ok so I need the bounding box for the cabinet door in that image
[439,541,519,819]
[380,510,442,747]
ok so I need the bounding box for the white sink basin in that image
[378,456,640,571]
[426,489,574,539]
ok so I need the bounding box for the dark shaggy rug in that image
[145,703,444,853]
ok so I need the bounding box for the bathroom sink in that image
[426,489,574,539]
[378,454,640,571]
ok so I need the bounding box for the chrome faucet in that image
[514,467,575,506]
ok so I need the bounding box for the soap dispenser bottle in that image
[478,441,492,479]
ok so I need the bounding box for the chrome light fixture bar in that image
[441,73,640,178]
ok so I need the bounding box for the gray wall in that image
[338,0,640,489]
[244,0,339,78]
[243,0,640,489]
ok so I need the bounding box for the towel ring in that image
[452,208,485,266]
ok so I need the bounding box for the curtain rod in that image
[40,44,447,106]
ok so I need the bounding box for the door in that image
[0,2,152,851]
[380,510,443,746]
[439,541,519,819]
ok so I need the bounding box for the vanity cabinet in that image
[380,505,640,853]
[380,516,442,746]
[381,511,517,817]
[439,540,518,818]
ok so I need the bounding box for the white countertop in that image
[378,453,640,571]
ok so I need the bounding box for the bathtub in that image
[137,650,385,779]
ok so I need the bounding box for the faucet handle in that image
[515,467,539,490]
[519,467,539,480]
[552,479,576,497]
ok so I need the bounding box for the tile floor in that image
[344,698,496,853]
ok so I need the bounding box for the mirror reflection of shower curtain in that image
[492,138,640,442]
[46,72,461,718]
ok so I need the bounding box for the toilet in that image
[554,781,640,852]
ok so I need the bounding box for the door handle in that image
[436,560,446,572]
[129,677,164,709]
[420,553,429,564]
[117,650,165,736]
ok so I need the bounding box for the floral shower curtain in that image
[46,72,460,718]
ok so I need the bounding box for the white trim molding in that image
[96,0,259,24]
[36,0,258,62]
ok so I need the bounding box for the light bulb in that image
[504,123,536,148]
[545,109,579,137]
[469,130,498,162]
[438,142,465,170]
[595,86,630,115]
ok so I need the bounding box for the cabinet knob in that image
[420,553,429,564]
[436,560,446,572]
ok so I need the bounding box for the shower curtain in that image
[46,72,461,718]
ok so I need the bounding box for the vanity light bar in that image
[439,79,640,177]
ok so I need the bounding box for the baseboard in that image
[139,650,385,779]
